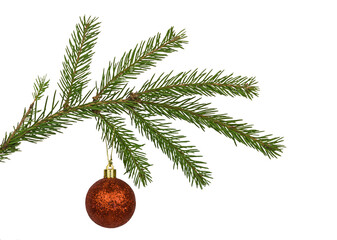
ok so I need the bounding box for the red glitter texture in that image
[85,178,136,228]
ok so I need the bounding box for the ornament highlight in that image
[85,165,136,228]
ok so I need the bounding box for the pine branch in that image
[0,99,126,162]
[1,16,285,188]
[138,69,259,100]
[58,16,100,109]
[33,75,50,101]
[0,76,49,161]
[128,109,211,188]
[95,113,152,187]
[137,97,284,158]
[93,27,187,101]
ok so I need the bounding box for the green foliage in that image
[128,109,211,188]
[137,97,284,158]
[1,75,51,161]
[94,27,187,101]
[58,16,100,109]
[95,113,152,187]
[0,16,285,188]
[138,69,259,100]
[33,75,50,101]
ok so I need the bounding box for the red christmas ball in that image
[85,178,136,228]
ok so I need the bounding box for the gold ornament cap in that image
[104,164,116,178]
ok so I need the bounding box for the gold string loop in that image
[104,129,116,178]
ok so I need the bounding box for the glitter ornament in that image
[85,164,136,228]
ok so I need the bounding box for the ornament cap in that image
[104,164,116,178]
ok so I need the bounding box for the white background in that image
[0,0,336,239]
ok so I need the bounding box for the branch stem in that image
[139,82,253,95]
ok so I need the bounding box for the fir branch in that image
[137,97,284,158]
[0,99,126,161]
[93,27,187,101]
[128,109,211,188]
[14,100,127,144]
[138,69,259,100]
[58,16,100,109]
[0,76,49,160]
[0,133,20,162]
[1,16,285,188]
[33,75,50,101]
[95,113,152,187]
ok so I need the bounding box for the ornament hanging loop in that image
[105,140,113,165]
[104,137,116,178]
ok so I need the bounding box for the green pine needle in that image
[58,16,100,109]
[33,75,50,101]
[95,113,152,187]
[138,69,259,100]
[0,16,285,188]
[94,27,187,101]
[137,97,284,159]
[129,109,212,189]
